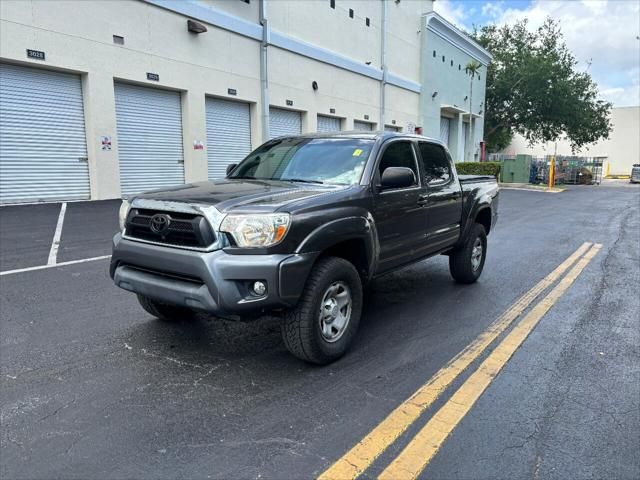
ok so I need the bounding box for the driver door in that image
[372,140,429,273]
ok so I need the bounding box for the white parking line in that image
[47,202,67,265]
[0,255,111,276]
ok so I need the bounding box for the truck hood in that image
[132,179,348,213]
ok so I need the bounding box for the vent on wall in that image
[330,0,335,8]
[113,35,124,45]
[349,8,354,18]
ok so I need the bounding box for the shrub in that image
[455,162,501,178]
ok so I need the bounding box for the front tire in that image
[281,257,363,365]
[137,295,196,322]
[449,223,487,284]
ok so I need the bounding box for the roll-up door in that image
[0,63,90,204]
[440,117,451,146]
[114,83,184,195]
[206,98,252,179]
[269,108,301,139]
[317,115,341,133]
[384,125,401,132]
[462,122,469,161]
[353,120,374,131]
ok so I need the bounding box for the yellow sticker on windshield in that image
[352,149,363,156]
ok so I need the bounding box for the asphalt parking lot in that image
[1,182,639,479]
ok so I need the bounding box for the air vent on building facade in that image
[113,35,124,45]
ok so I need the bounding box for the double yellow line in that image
[319,241,602,480]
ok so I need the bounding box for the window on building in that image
[330,0,335,8]
[450,60,454,66]
[442,55,445,62]
[366,17,370,26]
[241,0,250,3]
[378,141,418,186]
[458,64,461,70]
[349,8,354,18]
[433,50,437,57]
[418,142,451,183]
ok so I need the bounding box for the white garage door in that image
[440,117,451,146]
[354,120,374,131]
[317,115,341,133]
[206,98,252,179]
[0,63,90,204]
[384,125,401,132]
[114,83,184,195]
[269,108,301,139]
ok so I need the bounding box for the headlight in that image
[119,199,130,231]
[220,213,291,247]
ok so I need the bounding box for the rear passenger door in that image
[372,140,429,272]
[418,141,463,250]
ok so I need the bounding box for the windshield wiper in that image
[280,178,324,185]
[231,175,256,179]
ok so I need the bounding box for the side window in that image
[418,142,451,183]
[378,141,418,186]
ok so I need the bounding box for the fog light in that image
[252,281,267,296]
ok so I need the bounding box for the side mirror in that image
[380,167,416,189]
[226,163,237,176]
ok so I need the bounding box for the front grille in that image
[125,208,215,249]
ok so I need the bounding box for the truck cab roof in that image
[269,130,446,147]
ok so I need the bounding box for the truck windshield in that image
[229,137,374,185]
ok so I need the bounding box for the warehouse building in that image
[501,106,640,177]
[0,0,491,204]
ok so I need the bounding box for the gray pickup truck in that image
[111,132,499,364]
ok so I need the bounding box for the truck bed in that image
[458,174,498,184]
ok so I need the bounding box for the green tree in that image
[472,18,612,152]
[464,60,482,161]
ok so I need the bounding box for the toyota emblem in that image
[149,214,171,234]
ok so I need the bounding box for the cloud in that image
[599,83,640,107]
[433,0,469,27]
[438,0,640,107]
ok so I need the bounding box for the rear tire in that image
[449,223,487,284]
[281,257,363,365]
[137,295,196,322]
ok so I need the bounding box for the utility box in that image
[500,155,533,183]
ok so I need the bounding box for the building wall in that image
[502,106,640,176]
[0,0,490,202]
[420,14,489,162]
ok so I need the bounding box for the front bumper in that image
[110,233,317,317]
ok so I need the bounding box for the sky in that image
[433,0,640,107]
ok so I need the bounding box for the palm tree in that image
[464,60,482,162]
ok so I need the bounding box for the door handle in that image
[417,194,429,206]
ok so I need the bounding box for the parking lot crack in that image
[38,397,77,422]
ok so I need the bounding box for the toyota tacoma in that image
[111,132,499,364]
